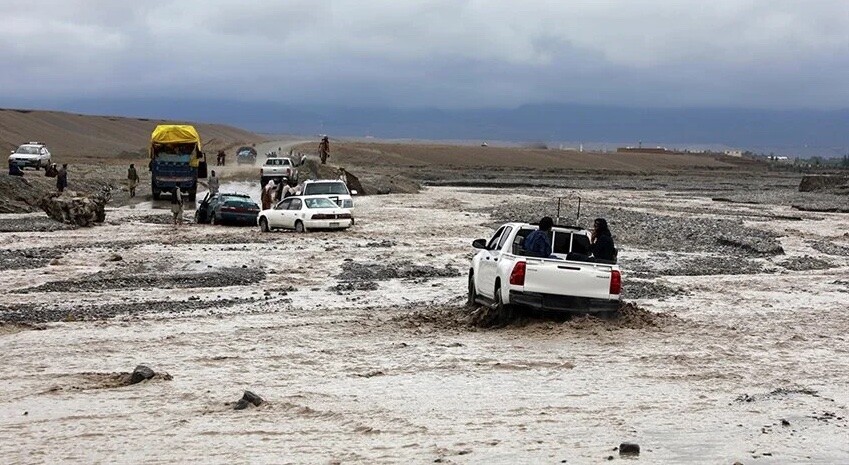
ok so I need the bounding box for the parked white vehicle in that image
[468,222,622,316]
[257,195,353,233]
[9,142,51,170]
[260,157,298,187]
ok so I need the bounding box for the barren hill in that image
[0,108,261,159]
[307,141,752,173]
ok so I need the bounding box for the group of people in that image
[523,216,616,262]
[260,178,300,210]
[7,160,68,192]
[216,150,227,166]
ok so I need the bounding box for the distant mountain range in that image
[19,99,849,157]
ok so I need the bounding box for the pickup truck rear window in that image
[571,234,591,255]
[553,232,570,254]
[552,232,592,255]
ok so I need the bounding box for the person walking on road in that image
[319,136,330,165]
[56,164,68,192]
[171,188,184,226]
[208,170,220,196]
[127,163,140,198]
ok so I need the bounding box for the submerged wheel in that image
[467,272,477,307]
[210,214,218,226]
[259,217,270,233]
[294,220,306,233]
[493,283,514,324]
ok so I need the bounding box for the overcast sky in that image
[2,0,848,109]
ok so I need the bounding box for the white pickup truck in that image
[468,222,622,316]
[260,157,298,187]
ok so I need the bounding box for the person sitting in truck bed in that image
[522,216,555,258]
[589,218,617,262]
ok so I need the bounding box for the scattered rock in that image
[337,260,460,283]
[130,365,156,384]
[619,442,640,456]
[107,254,123,262]
[14,267,266,294]
[234,390,264,410]
[778,256,832,271]
[717,234,784,256]
[781,419,791,426]
[39,188,110,227]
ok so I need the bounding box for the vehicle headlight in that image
[343,199,353,208]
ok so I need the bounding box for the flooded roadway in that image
[1,187,848,464]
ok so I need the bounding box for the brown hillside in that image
[0,108,262,161]
[304,142,752,173]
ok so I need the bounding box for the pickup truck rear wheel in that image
[493,284,514,324]
[467,272,478,307]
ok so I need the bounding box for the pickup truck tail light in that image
[509,261,526,286]
[610,270,621,295]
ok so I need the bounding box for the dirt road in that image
[1,185,848,464]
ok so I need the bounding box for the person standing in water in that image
[127,164,140,198]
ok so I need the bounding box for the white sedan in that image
[258,195,353,233]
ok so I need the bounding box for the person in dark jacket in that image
[522,216,554,258]
[56,164,68,192]
[8,160,23,177]
[589,218,616,262]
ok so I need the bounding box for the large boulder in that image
[39,188,110,226]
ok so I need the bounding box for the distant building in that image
[617,146,680,155]
[724,149,743,157]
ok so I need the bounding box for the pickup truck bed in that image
[469,222,622,315]
[260,157,298,187]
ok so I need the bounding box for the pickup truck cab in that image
[9,142,51,170]
[469,222,622,315]
[301,179,356,208]
[260,157,298,187]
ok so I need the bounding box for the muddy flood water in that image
[1,186,848,464]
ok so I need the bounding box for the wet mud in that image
[13,267,267,294]
[1,183,848,464]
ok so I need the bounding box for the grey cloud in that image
[1,0,848,108]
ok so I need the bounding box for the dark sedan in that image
[195,193,260,226]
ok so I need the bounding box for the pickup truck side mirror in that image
[351,190,358,195]
[9,150,14,154]
[472,239,487,249]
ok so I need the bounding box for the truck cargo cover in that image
[150,125,202,149]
